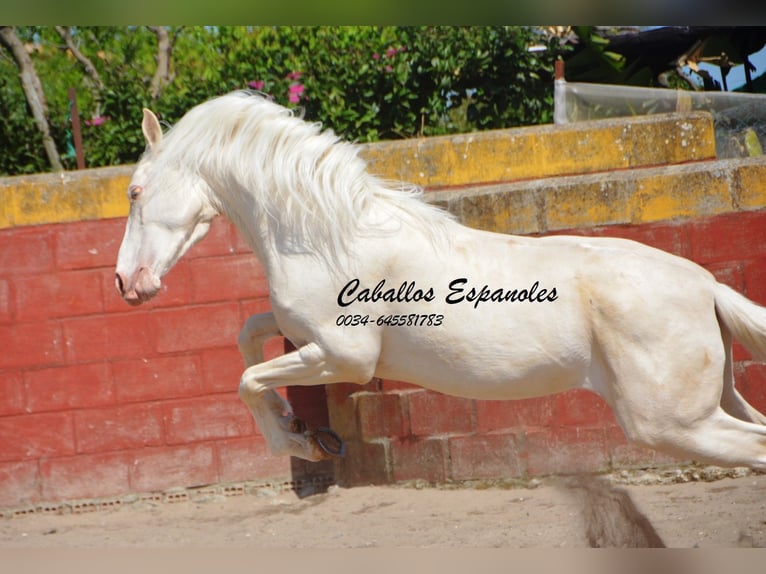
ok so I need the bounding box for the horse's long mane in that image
[154,91,452,259]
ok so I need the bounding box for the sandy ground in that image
[3,469,766,549]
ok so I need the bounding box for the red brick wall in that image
[0,216,331,509]
[3,207,766,508]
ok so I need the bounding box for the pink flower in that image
[85,115,108,127]
[288,83,305,104]
[385,65,393,73]
[372,52,380,60]
[385,47,398,58]
[286,71,303,81]
[248,80,265,90]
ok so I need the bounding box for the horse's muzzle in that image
[115,267,161,306]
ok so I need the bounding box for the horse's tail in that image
[714,282,766,361]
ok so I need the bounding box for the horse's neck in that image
[209,181,270,266]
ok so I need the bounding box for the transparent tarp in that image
[554,80,766,159]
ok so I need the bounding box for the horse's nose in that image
[115,272,127,297]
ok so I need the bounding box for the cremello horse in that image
[116,91,766,468]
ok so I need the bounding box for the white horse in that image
[116,91,766,469]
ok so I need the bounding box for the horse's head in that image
[115,108,218,306]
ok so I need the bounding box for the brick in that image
[391,436,447,483]
[555,389,616,427]
[406,390,474,437]
[731,160,766,211]
[24,361,114,413]
[605,424,665,470]
[112,354,203,404]
[74,403,165,454]
[475,396,556,432]
[588,221,689,258]
[40,452,131,501]
[688,211,766,265]
[544,177,632,231]
[630,168,732,224]
[54,218,124,270]
[153,302,242,353]
[0,371,25,416]
[704,260,745,292]
[189,254,269,304]
[0,321,64,370]
[448,432,524,480]
[129,443,217,493]
[739,363,766,414]
[216,436,291,483]
[457,184,543,235]
[326,384,362,441]
[185,217,238,259]
[239,297,273,321]
[0,226,55,275]
[525,427,609,476]
[163,393,254,445]
[743,257,766,307]
[0,460,40,507]
[14,269,104,322]
[200,347,245,394]
[0,412,75,462]
[62,312,156,363]
[335,439,389,486]
[0,279,11,324]
[356,392,406,440]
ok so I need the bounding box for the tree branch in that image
[148,26,174,99]
[0,26,63,171]
[55,26,105,92]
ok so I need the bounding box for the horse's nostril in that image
[115,273,125,296]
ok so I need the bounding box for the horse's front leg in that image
[236,313,315,457]
[238,341,360,461]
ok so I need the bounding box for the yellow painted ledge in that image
[363,112,716,188]
[0,165,133,229]
[0,112,718,231]
[440,157,766,235]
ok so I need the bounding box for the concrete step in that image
[433,156,766,235]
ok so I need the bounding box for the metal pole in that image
[68,88,85,170]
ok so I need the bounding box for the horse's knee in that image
[238,371,266,404]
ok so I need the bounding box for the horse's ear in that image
[142,108,163,148]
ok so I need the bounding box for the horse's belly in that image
[374,317,591,400]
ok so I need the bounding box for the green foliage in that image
[0,26,570,176]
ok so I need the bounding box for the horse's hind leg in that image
[719,323,766,425]
[597,302,766,470]
[655,408,766,470]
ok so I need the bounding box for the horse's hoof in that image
[310,427,346,458]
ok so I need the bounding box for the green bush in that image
[0,26,569,176]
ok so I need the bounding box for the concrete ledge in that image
[0,112,717,230]
[0,165,132,229]
[436,157,766,235]
[364,112,716,188]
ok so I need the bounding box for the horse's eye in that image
[129,185,143,201]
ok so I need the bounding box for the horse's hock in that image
[2,111,766,510]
